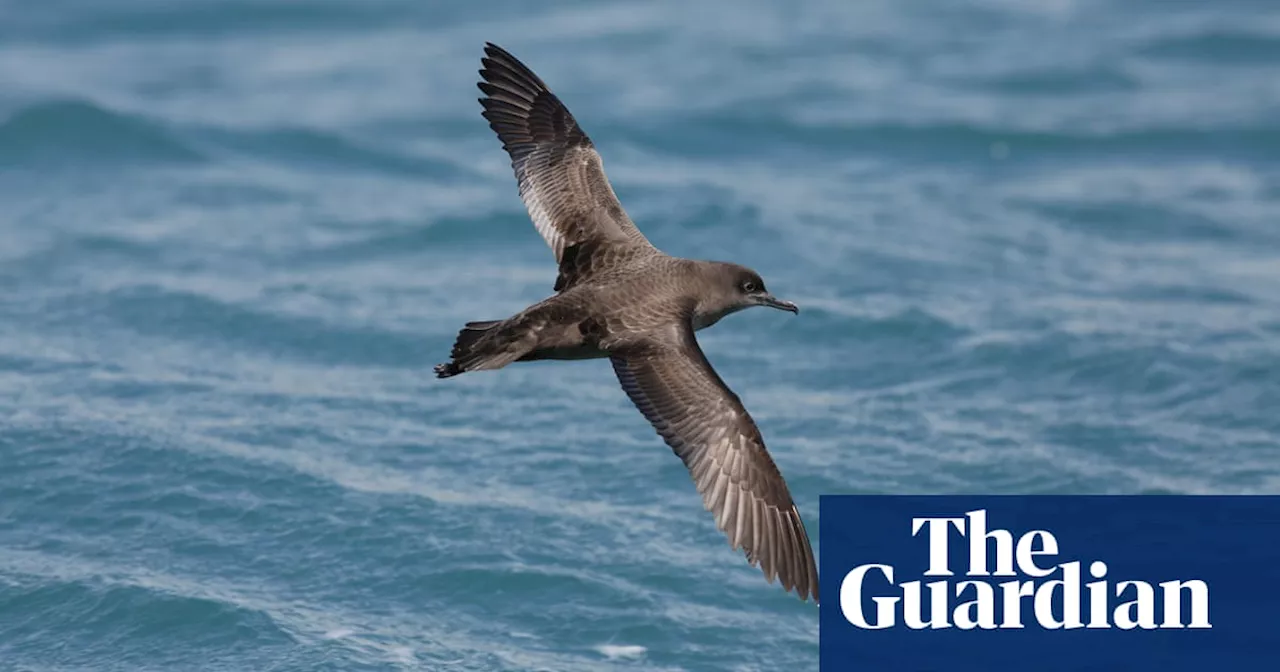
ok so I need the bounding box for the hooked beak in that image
[758,294,800,314]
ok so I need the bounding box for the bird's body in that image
[436,43,819,604]
[441,256,763,371]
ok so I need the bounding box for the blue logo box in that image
[819,496,1280,671]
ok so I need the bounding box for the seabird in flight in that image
[435,43,819,603]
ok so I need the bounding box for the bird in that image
[435,42,819,604]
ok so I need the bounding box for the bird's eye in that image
[742,281,757,293]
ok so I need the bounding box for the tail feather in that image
[452,320,501,358]
[434,320,509,378]
[433,362,463,378]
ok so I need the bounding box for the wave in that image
[1016,199,1244,245]
[1138,30,1280,65]
[973,67,1140,96]
[196,126,466,179]
[0,569,292,666]
[0,100,203,168]
[290,212,539,267]
[94,286,431,368]
[644,116,1280,165]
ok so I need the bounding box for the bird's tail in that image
[434,320,520,378]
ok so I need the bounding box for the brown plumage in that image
[436,42,818,603]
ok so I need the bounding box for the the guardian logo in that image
[839,509,1211,631]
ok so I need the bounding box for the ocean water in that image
[2,0,1279,669]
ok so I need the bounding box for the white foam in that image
[389,646,416,664]
[594,644,646,660]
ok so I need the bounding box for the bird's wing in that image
[609,322,819,603]
[478,43,654,290]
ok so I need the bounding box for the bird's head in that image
[701,262,799,320]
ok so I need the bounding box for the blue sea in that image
[2,1,1278,669]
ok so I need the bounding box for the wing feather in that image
[477,43,653,276]
[610,324,819,603]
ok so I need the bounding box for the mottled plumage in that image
[436,43,818,603]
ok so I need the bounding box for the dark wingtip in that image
[434,363,461,379]
[483,42,522,65]
[476,41,550,94]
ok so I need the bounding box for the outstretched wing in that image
[478,43,653,287]
[609,323,819,603]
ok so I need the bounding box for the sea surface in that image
[2,1,1279,670]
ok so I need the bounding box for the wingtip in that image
[801,562,819,604]
[480,42,518,69]
[777,575,818,604]
[789,577,820,605]
[476,42,550,96]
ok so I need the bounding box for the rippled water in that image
[3,1,1279,669]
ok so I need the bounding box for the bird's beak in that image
[758,294,800,314]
